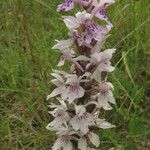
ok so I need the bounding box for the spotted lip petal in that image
[97,82,116,110]
[57,0,74,12]
[46,103,70,130]
[70,105,94,134]
[91,0,115,30]
[57,0,89,12]
[52,134,73,150]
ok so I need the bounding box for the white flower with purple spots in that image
[94,82,116,110]
[70,105,94,134]
[52,127,75,150]
[84,21,109,44]
[92,0,115,29]
[63,11,109,46]
[95,48,116,72]
[88,48,116,82]
[52,40,89,71]
[47,72,90,104]
[46,100,70,129]
[62,74,87,103]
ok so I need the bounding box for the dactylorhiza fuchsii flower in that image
[47,71,90,104]
[63,11,110,48]
[70,105,94,134]
[57,0,89,12]
[47,0,116,149]
[46,100,70,129]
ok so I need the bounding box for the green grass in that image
[0,0,150,149]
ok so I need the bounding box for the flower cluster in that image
[47,0,116,149]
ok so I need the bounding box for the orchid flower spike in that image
[47,0,116,149]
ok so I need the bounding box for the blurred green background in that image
[0,0,150,149]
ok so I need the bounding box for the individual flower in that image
[52,127,75,150]
[52,39,89,71]
[94,82,116,110]
[88,48,116,82]
[56,48,75,67]
[91,48,116,72]
[63,11,109,47]
[47,72,66,100]
[47,72,90,104]
[46,100,70,129]
[62,74,87,103]
[70,105,94,134]
[63,11,92,30]
[92,0,115,30]
[78,131,100,150]
[84,21,109,44]
[57,0,89,12]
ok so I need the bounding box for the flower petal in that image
[63,16,80,29]
[88,132,100,147]
[57,58,65,67]
[78,137,87,150]
[70,116,80,131]
[63,141,73,150]
[52,138,61,150]
[101,48,116,61]
[52,39,73,50]
[67,86,85,104]
[96,119,116,129]
[51,79,63,86]
[92,69,102,83]
[57,0,74,12]
[47,86,64,100]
